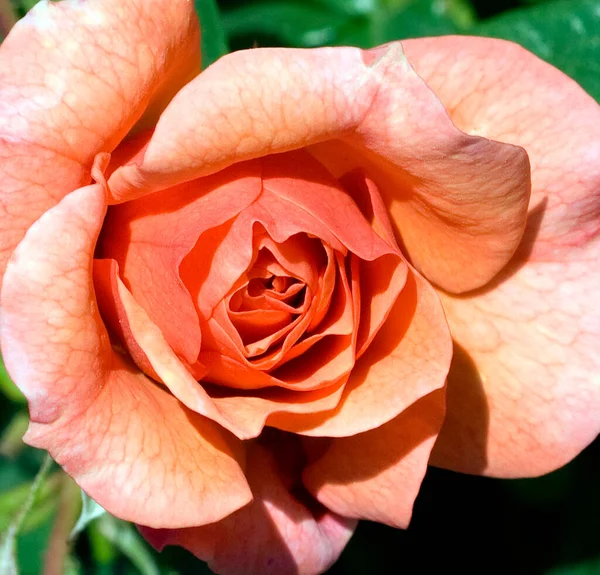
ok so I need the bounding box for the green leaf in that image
[195,0,229,67]
[335,0,476,47]
[95,515,160,575]
[0,470,60,535]
[311,0,378,16]
[70,491,106,540]
[0,355,25,404]
[548,557,600,575]
[0,454,53,575]
[222,1,348,48]
[473,0,600,102]
[0,413,29,458]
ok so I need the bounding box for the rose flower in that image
[1,1,599,573]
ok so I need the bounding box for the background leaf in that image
[472,0,600,101]
[70,492,106,540]
[222,1,348,48]
[195,0,229,67]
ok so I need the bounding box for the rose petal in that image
[93,258,254,440]
[0,183,251,526]
[140,436,357,575]
[402,36,600,476]
[269,268,452,436]
[0,0,200,284]
[205,380,347,439]
[107,45,530,293]
[100,161,262,363]
[339,169,407,355]
[303,388,445,528]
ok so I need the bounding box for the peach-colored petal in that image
[269,268,452,436]
[0,184,251,527]
[100,161,262,363]
[0,0,200,286]
[402,36,600,476]
[303,389,445,528]
[140,436,357,575]
[339,170,407,355]
[93,258,254,440]
[205,380,347,439]
[108,45,530,293]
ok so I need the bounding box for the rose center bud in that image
[97,149,406,404]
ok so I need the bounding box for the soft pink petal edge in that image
[0,0,200,285]
[0,183,252,526]
[403,36,600,477]
[140,440,357,575]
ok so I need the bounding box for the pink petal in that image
[303,389,445,528]
[0,184,251,526]
[140,434,357,575]
[0,0,200,285]
[403,36,600,476]
[107,45,530,293]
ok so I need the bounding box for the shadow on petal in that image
[429,342,489,474]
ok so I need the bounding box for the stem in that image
[9,454,53,538]
[43,475,80,575]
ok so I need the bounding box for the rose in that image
[1,1,599,573]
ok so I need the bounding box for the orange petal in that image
[100,161,262,363]
[0,184,251,526]
[139,435,357,575]
[93,258,253,440]
[107,45,530,293]
[204,379,347,439]
[303,389,445,528]
[0,0,200,285]
[402,36,600,477]
[269,268,452,436]
[339,169,407,355]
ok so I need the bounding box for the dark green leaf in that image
[95,515,160,575]
[336,0,475,47]
[473,0,600,101]
[548,557,600,575]
[222,1,348,47]
[311,0,378,16]
[195,0,229,67]
[0,455,53,575]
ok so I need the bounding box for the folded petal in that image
[303,389,445,528]
[93,258,255,440]
[100,161,263,363]
[0,184,251,526]
[402,36,600,476]
[0,0,200,284]
[269,269,452,437]
[107,44,530,293]
[140,435,357,575]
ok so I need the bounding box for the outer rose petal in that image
[402,36,600,476]
[140,439,357,575]
[303,389,445,528]
[0,184,252,527]
[0,0,200,285]
[108,44,530,293]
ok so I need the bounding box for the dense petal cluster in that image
[0,1,599,574]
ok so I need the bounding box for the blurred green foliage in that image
[1,0,600,573]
